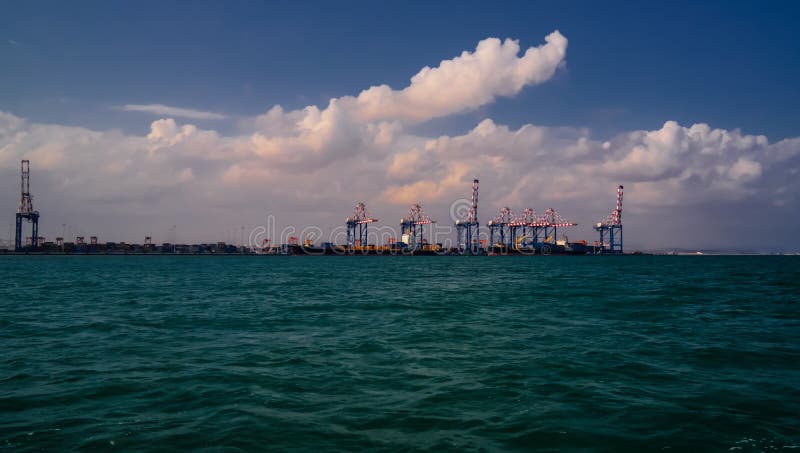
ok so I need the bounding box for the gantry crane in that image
[594,185,624,254]
[346,202,378,247]
[455,179,480,254]
[508,208,537,249]
[487,206,513,247]
[14,160,40,251]
[400,203,435,246]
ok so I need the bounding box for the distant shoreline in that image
[1,251,797,257]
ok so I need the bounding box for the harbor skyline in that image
[2,1,799,251]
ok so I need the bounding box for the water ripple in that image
[1,255,798,451]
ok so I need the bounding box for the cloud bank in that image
[1,31,799,249]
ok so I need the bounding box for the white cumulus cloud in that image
[350,31,568,123]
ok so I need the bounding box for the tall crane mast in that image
[455,179,480,254]
[15,160,40,251]
[594,185,624,254]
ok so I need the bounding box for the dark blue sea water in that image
[1,255,799,451]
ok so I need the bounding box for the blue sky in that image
[3,1,797,138]
[1,1,799,250]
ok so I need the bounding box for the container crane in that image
[14,160,39,252]
[487,206,513,247]
[508,207,537,249]
[594,185,624,254]
[345,202,378,247]
[533,208,577,247]
[455,179,480,254]
[400,203,435,246]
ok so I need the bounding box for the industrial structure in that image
[15,160,39,252]
[485,205,579,254]
[508,208,538,248]
[4,160,627,256]
[487,206,513,248]
[537,208,578,246]
[345,202,377,247]
[399,203,435,246]
[455,179,480,254]
[594,185,624,254]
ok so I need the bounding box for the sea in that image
[1,255,798,452]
